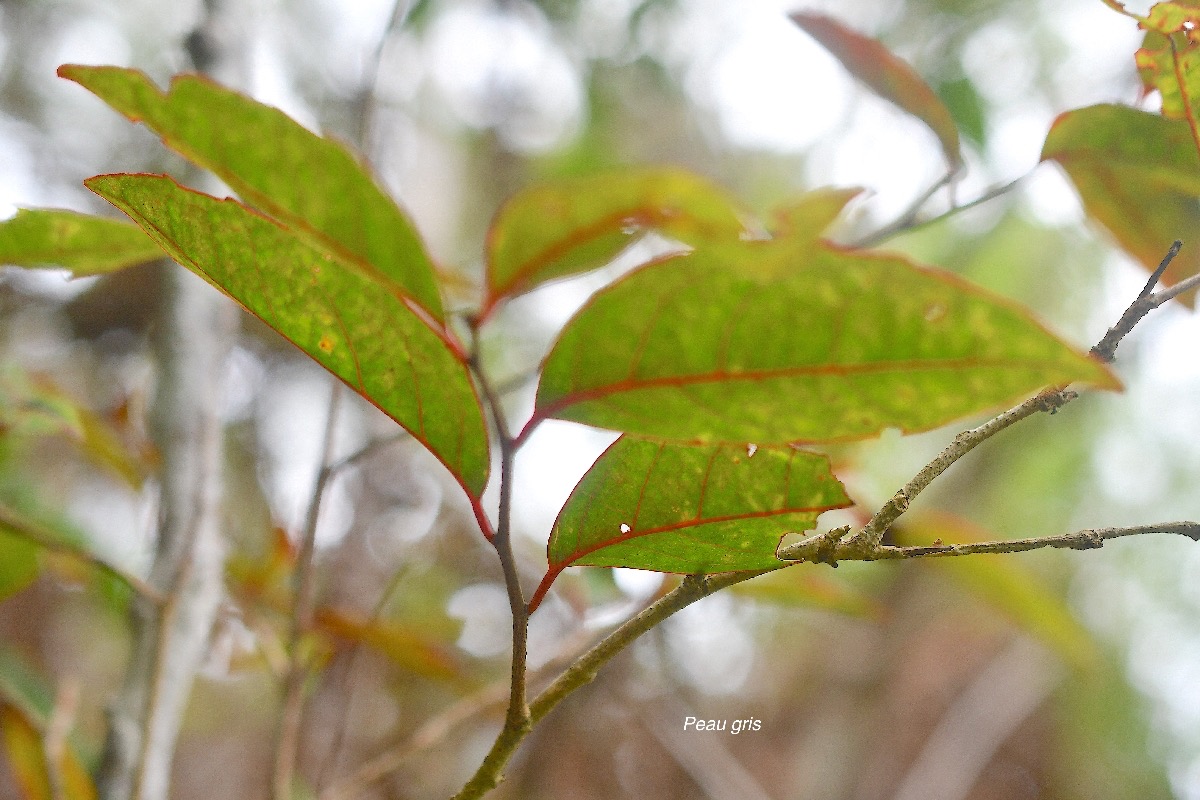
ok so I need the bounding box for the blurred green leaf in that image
[532,438,849,608]
[770,187,863,241]
[727,566,880,617]
[482,167,750,317]
[897,512,1098,671]
[1042,103,1200,304]
[0,369,146,489]
[534,236,1118,443]
[0,529,38,603]
[315,607,468,685]
[791,12,962,169]
[0,209,163,275]
[0,703,96,800]
[59,65,445,322]
[936,76,987,147]
[86,173,491,499]
[1,705,52,800]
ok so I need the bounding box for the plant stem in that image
[272,380,342,800]
[452,336,531,800]
[98,264,232,800]
[852,175,1026,248]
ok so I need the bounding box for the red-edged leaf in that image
[1136,2,1200,154]
[482,167,750,318]
[1041,103,1200,305]
[86,173,490,499]
[0,209,164,275]
[897,512,1098,670]
[530,437,850,610]
[58,65,445,322]
[533,237,1118,444]
[791,13,961,169]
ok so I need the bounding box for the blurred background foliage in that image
[0,0,1198,798]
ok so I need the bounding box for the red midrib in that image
[537,355,1062,417]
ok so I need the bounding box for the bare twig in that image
[852,175,1026,249]
[839,241,1185,553]
[327,432,409,477]
[272,380,343,800]
[43,677,81,800]
[450,334,531,800]
[356,0,414,157]
[782,522,1200,564]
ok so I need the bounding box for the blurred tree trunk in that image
[96,5,236,798]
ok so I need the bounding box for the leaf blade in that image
[483,167,750,316]
[534,238,1117,443]
[86,173,490,498]
[532,438,850,608]
[0,209,164,275]
[58,64,446,321]
[1041,103,1200,303]
[791,12,961,169]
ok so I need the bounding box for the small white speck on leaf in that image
[619,523,631,534]
[747,443,758,458]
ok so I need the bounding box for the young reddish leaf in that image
[86,174,490,499]
[0,209,164,275]
[1041,103,1200,304]
[533,238,1118,444]
[770,187,864,241]
[791,13,961,169]
[58,65,445,322]
[896,512,1098,671]
[530,438,850,610]
[482,167,750,318]
[1135,3,1200,154]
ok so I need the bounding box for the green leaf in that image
[0,209,163,275]
[791,12,961,169]
[0,368,146,489]
[1041,103,1200,303]
[314,607,467,686]
[534,237,1118,443]
[897,513,1098,670]
[530,438,850,609]
[726,567,880,617]
[86,174,490,499]
[482,167,750,317]
[58,65,445,322]
[0,529,39,603]
[770,187,863,241]
[0,643,100,799]
[0,704,97,800]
